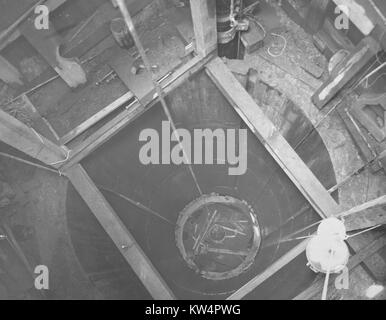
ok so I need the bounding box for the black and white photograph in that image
[0,0,385,306]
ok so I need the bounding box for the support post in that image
[66,164,175,300]
[189,0,217,56]
[0,109,65,166]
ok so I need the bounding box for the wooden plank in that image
[339,195,386,221]
[293,235,386,300]
[312,38,379,109]
[189,0,217,57]
[228,239,309,300]
[0,109,65,166]
[60,91,134,145]
[345,208,386,231]
[60,53,211,170]
[206,57,340,219]
[66,164,175,300]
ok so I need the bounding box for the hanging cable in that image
[98,186,175,226]
[116,0,204,197]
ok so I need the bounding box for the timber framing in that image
[205,57,341,219]
[0,109,66,166]
[66,164,175,300]
[1,1,385,301]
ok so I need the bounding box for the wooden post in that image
[189,0,217,57]
[0,109,65,166]
[66,164,175,300]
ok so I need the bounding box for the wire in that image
[116,0,204,197]
[99,186,175,226]
[49,148,71,166]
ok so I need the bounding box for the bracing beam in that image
[0,109,65,166]
[66,164,175,300]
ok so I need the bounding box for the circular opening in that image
[175,193,261,280]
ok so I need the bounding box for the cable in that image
[116,0,204,197]
[49,148,71,166]
[99,186,175,226]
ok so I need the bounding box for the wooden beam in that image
[227,238,309,300]
[293,235,386,300]
[59,91,134,145]
[66,164,175,300]
[206,57,340,219]
[60,53,212,171]
[206,57,343,299]
[341,195,386,231]
[0,109,65,166]
[189,0,217,57]
[340,195,386,220]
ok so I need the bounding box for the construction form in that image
[0,0,385,301]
